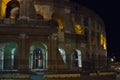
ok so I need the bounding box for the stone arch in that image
[5,0,20,18]
[71,49,82,69]
[0,41,18,70]
[29,41,48,70]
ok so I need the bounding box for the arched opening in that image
[71,49,82,69]
[0,41,18,70]
[58,48,66,64]
[52,13,64,30]
[0,0,20,18]
[5,0,20,18]
[29,41,48,70]
[33,1,53,20]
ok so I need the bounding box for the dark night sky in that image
[71,0,120,59]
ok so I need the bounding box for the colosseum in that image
[0,0,107,79]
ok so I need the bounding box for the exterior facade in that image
[0,0,107,79]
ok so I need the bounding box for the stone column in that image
[18,34,29,71]
[48,34,58,71]
[19,0,36,19]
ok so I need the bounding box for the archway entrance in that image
[0,41,18,70]
[29,41,48,70]
[0,0,20,17]
[71,49,82,69]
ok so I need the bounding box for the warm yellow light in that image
[100,34,107,50]
[103,37,107,50]
[74,24,83,35]
[100,34,104,45]
[1,0,10,17]
[0,0,20,17]
[56,18,64,29]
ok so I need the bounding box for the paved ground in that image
[0,71,117,80]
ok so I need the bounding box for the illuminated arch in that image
[71,49,82,69]
[52,13,64,30]
[29,41,48,70]
[100,34,107,50]
[58,48,66,64]
[0,0,20,17]
[74,24,83,35]
[56,18,64,29]
[0,41,18,70]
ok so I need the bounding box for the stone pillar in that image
[48,34,58,71]
[18,34,29,71]
[19,0,36,19]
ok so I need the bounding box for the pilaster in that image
[19,0,36,19]
[18,34,29,71]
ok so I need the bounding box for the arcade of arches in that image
[0,40,48,70]
[0,0,83,71]
[0,40,82,71]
